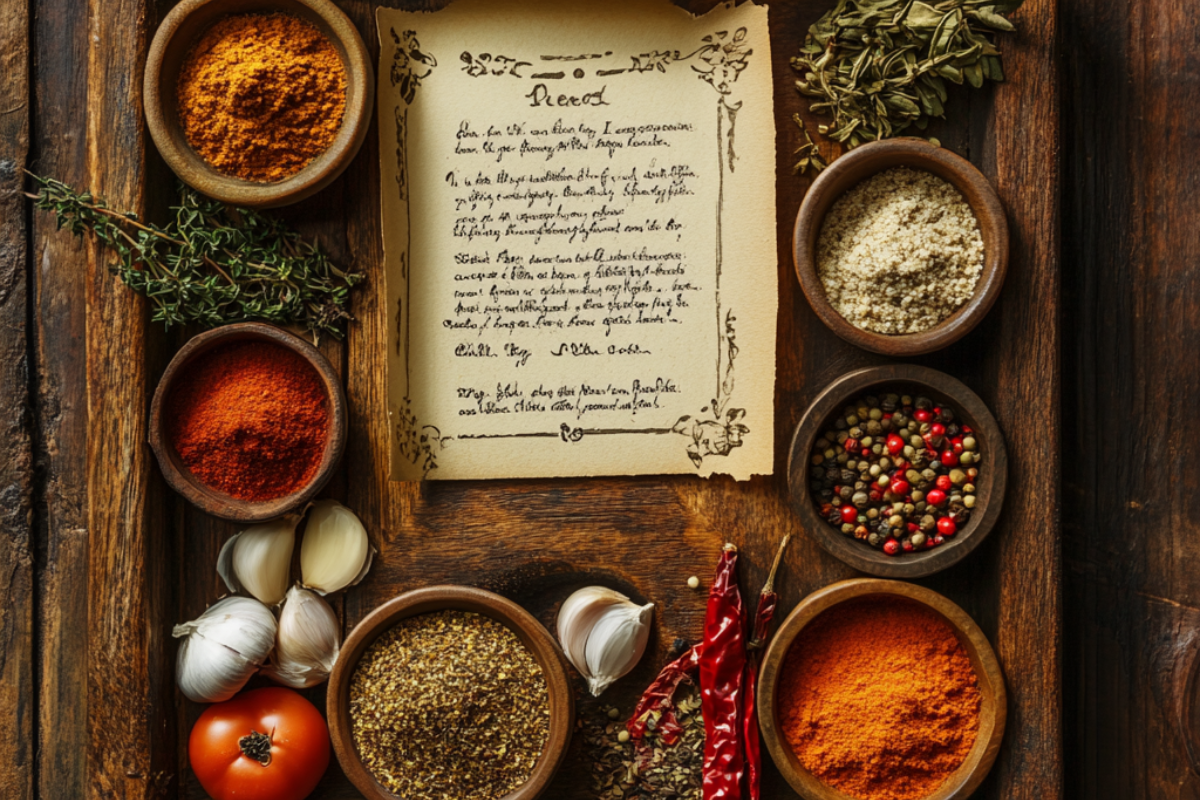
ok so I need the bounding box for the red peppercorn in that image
[937,517,958,536]
[893,459,907,471]
[953,441,964,455]
[820,503,833,516]
[869,489,883,502]
[935,475,953,491]
[963,425,973,433]
[840,506,858,524]
[926,489,947,507]
[843,438,859,453]
[883,540,901,556]
[941,450,959,467]
[930,422,946,437]
[890,478,910,496]
[902,540,915,552]
[915,409,931,423]
[886,434,905,454]
[906,522,920,533]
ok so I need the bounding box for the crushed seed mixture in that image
[349,610,550,800]
[581,688,704,799]
[817,166,985,335]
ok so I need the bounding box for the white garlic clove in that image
[173,596,277,703]
[557,586,632,681]
[216,513,301,606]
[263,586,340,689]
[584,601,654,697]
[300,500,375,595]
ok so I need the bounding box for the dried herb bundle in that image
[792,0,1023,162]
[27,174,363,340]
[583,691,704,799]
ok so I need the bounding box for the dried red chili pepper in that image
[700,543,746,800]
[627,643,702,764]
[744,535,791,800]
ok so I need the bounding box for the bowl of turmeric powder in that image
[144,0,374,208]
[758,579,1006,800]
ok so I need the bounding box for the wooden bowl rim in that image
[143,0,375,209]
[758,578,1008,800]
[326,585,576,800]
[793,137,1010,356]
[787,364,1007,578]
[148,322,347,523]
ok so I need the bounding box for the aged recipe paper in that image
[379,0,777,480]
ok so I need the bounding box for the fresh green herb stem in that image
[26,172,363,341]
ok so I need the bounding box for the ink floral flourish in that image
[674,310,746,468]
[692,28,752,95]
[390,28,437,104]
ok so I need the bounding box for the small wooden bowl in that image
[148,322,346,523]
[327,586,575,800]
[787,364,1006,578]
[758,578,1007,800]
[144,0,374,208]
[793,138,1009,356]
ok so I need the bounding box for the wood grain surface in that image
[3,0,1073,798]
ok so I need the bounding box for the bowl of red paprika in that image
[757,579,1007,800]
[150,322,347,523]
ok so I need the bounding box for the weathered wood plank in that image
[1061,0,1200,796]
[30,0,92,795]
[84,0,176,796]
[0,0,34,798]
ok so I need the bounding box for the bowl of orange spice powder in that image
[144,0,374,208]
[150,322,347,523]
[757,579,1006,800]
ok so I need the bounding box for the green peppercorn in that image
[963,436,977,451]
[852,491,869,507]
[846,415,859,427]
[869,464,882,478]
[888,514,904,528]
[950,469,967,485]
[868,533,882,547]
[911,489,925,503]
[960,452,974,465]
[963,483,976,494]
[841,523,855,535]
[921,515,936,531]
[868,408,883,421]
[964,495,976,509]
[911,532,927,547]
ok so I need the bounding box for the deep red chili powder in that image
[167,340,329,502]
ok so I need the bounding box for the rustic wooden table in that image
[0,0,1189,798]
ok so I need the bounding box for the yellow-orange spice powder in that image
[778,599,981,800]
[176,13,346,183]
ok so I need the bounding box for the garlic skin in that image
[173,596,277,703]
[300,500,374,595]
[557,586,654,697]
[217,513,300,606]
[264,586,340,689]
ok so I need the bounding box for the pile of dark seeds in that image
[581,687,704,799]
[349,610,550,800]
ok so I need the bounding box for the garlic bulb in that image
[216,513,300,606]
[300,500,374,595]
[173,596,277,703]
[264,586,340,689]
[557,586,654,696]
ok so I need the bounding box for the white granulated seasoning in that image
[816,167,984,335]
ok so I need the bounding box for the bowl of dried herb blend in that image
[758,579,1006,800]
[793,138,1009,356]
[144,0,374,208]
[328,586,575,800]
[149,322,347,523]
[786,364,1007,579]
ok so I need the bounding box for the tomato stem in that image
[238,730,272,767]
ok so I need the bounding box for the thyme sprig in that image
[27,173,364,341]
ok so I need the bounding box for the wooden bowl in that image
[144,0,374,208]
[758,578,1007,800]
[327,586,575,800]
[148,322,347,523]
[787,364,1006,578]
[793,138,1009,356]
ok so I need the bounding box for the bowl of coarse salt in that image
[793,137,1009,356]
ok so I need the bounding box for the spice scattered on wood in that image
[349,610,550,800]
[792,0,1024,154]
[26,174,363,339]
[809,390,980,555]
[818,167,983,334]
[582,691,703,800]
[167,340,329,502]
[778,599,981,800]
[177,13,347,182]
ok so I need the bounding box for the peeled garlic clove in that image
[216,513,300,606]
[300,500,374,595]
[584,601,654,697]
[173,596,277,703]
[557,586,632,680]
[263,586,340,689]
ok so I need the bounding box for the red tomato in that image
[189,687,330,800]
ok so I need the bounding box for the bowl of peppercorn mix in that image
[787,364,1007,578]
[149,321,347,523]
[144,0,374,208]
[327,585,575,800]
